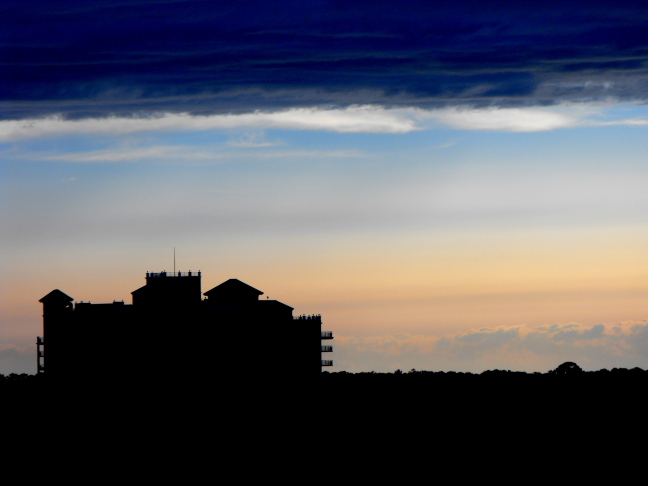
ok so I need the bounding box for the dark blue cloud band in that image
[3,0,648,119]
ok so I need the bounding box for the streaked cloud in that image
[227,132,283,148]
[425,106,579,132]
[591,119,648,127]
[0,106,420,142]
[3,103,647,143]
[433,141,458,150]
[27,146,364,164]
[45,146,195,163]
[4,2,648,119]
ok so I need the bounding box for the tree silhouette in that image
[550,362,583,375]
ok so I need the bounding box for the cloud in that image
[48,146,193,163]
[3,103,646,142]
[4,2,648,119]
[591,119,648,127]
[0,344,35,375]
[333,321,648,373]
[28,146,364,164]
[433,141,458,150]
[425,106,580,132]
[0,106,420,142]
[227,132,282,148]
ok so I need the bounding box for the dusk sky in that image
[3,0,648,374]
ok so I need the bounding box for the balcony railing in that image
[321,345,333,352]
[321,360,333,366]
[321,331,333,339]
[36,336,45,374]
[294,314,322,322]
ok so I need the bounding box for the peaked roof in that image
[131,285,147,295]
[39,289,74,303]
[204,278,264,297]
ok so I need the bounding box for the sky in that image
[3,0,648,374]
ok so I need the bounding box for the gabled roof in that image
[39,289,74,303]
[204,278,264,297]
[131,285,147,295]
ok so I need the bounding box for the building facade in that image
[38,272,333,381]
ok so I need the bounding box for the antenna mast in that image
[174,247,176,274]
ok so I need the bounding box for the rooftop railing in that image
[147,271,201,278]
[294,314,322,321]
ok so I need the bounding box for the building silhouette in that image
[38,271,333,381]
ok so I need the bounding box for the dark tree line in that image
[4,361,646,393]
[322,361,648,377]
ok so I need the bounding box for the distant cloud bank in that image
[333,320,648,373]
[0,344,34,375]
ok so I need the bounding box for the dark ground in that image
[4,363,645,477]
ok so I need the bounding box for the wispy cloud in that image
[590,119,648,127]
[0,106,420,142]
[424,106,581,132]
[29,146,364,164]
[433,140,458,149]
[4,103,645,142]
[45,146,193,163]
[227,132,283,148]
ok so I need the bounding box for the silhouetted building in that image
[38,272,333,381]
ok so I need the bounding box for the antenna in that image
[174,247,176,274]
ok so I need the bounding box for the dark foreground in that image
[4,363,646,477]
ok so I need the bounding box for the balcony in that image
[36,336,45,374]
[321,345,333,352]
[321,331,333,339]
[321,360,333,366]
